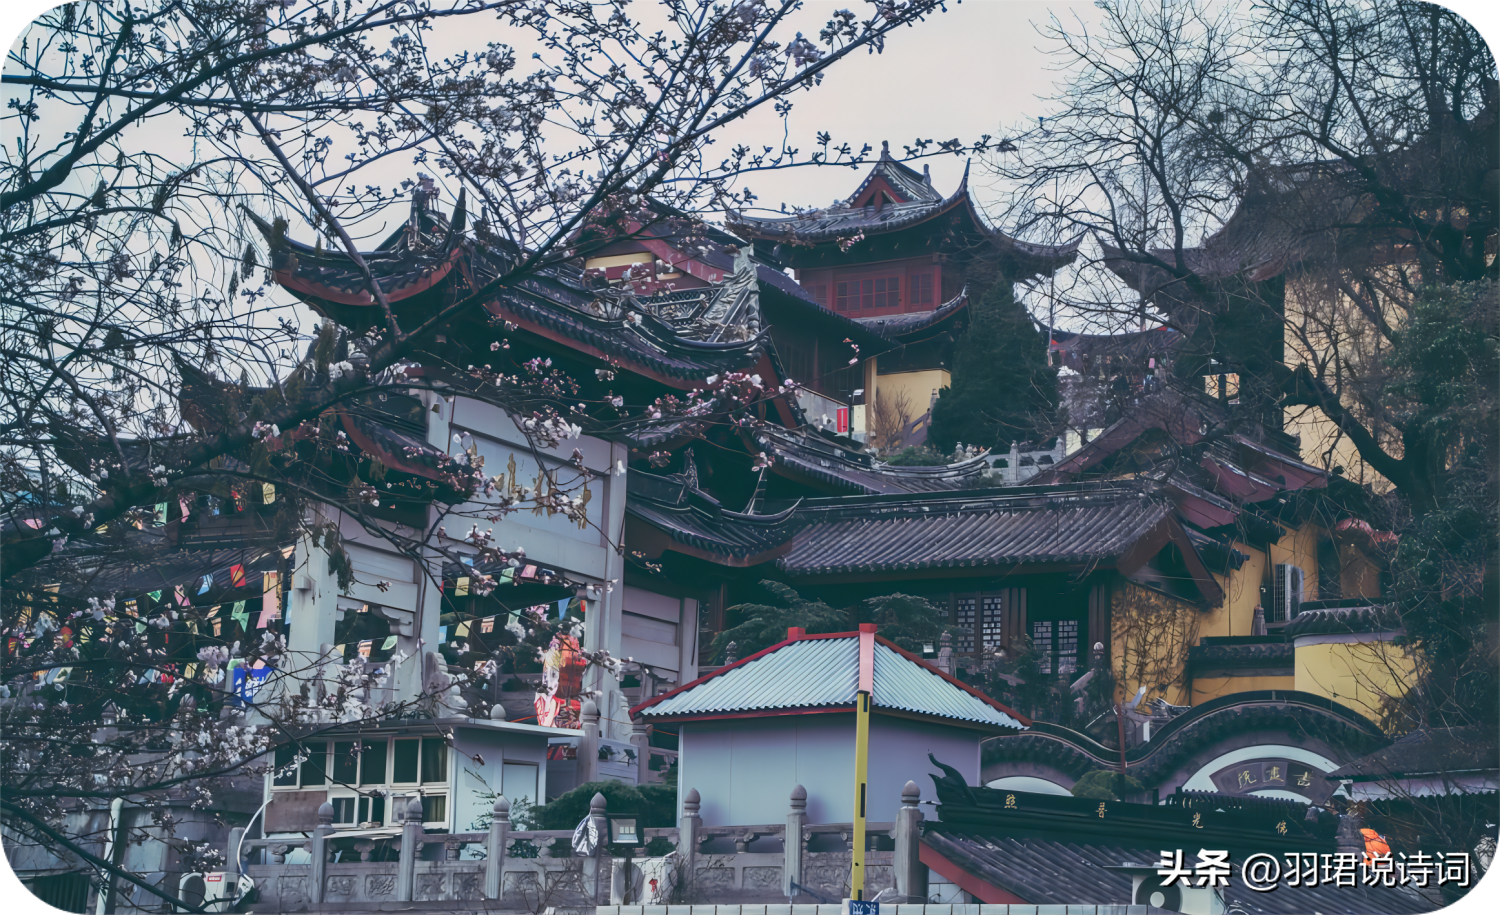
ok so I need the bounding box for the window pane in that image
[370,795,386,825]
[420,738,448,784]
[357,796,369,825]
[332,741,359,785]
[421,795,447,824]
[954,596,975,653]
[1032,621,1054,675]
[392,739,419,783]
[360,740,388,786]
[1057,620,1079,674]
[299,742,327,787]
[331,797,356,825]
[273,744,298,787]
[502,763,539,807]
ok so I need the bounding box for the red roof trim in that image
[873,635,1032,727]
[273,250,459,307]
[920,839,1029,905]
[337,410,445,480]
[629,629,1031,727]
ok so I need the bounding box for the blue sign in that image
[232,665,273,704]
[848,901,879,915]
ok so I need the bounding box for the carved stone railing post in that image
[396,796,423,902]
[679,788,702,891]
[583,791,609,904]
[630,719,652,785]
[577,699,600,785]
[784,784,807,899]
[224,826,244,890]
[309,802,334,905]
[485,795,509,900]
[893,780,927,903]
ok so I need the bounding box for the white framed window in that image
[272,736,450,828]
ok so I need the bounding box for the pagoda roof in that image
[631,628,1028,731]
[253,195,780,390]
[745,425,992,496]
[1047,324,1184,367]
[624,468,800,567]
[776,483,1222,601]
[727,153,1080,275]
[853,286,970,341]
[1033,386,1325,502]
[1326,726,1498,783]
[1095,147,1471,305]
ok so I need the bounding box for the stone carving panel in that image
[324,876,355,899]
[366,874,396,899]
[277,876,309,912]
[453,871,484,900]
[743,866,783,888]
[415,873,445,900]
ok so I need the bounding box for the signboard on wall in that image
[1208,758,1333,803]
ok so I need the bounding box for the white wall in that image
[451,726,552,834]
[677,713,983,826]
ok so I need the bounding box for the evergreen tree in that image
[928,281,1058,453]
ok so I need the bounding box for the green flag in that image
[381,635,398,650]
[230,600,249,630]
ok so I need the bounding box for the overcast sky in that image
[696,0,1105,216]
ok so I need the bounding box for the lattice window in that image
[980,595,1005,652]
[1032,621,1054,674]
[954,596,976,653]
[912,272,933,306]
[1057,620,1079,674]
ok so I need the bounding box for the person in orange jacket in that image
[1362,826,1391,865]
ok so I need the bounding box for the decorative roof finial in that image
[880,140,890,158]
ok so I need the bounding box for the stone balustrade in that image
[235,783,929,909]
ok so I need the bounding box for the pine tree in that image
[928,281,1058,453]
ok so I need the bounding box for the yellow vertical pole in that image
[850,688,871,899]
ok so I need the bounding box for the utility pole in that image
[848,624,877,901]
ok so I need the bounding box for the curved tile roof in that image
[780,492,1173,576]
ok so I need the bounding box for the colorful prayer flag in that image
[358,640,372,658]
[556,598,570,619]
[230,600,249,630]
[520,565,537,580]
[381,635,398,650]
[198,573,214,595]
[256,571,279,628]
[455,620,471,639]
[179,495,192,522]
[230,564,246,588]
[500,568,515,585]
[480,617,495,634]
[153,502,168,526]
[262,483,276,504]
[455,576,470,596]
[175,585,190,606]
[146,590,161,605]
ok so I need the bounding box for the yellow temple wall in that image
[1294,636,1414,729]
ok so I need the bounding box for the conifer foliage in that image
[928,282,1058,454]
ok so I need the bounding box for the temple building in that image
[729,144,1079,447]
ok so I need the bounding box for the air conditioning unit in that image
[1271,563,1304,622]
[1107,863,1227,915]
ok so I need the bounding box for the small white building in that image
[632,624,1028,826]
